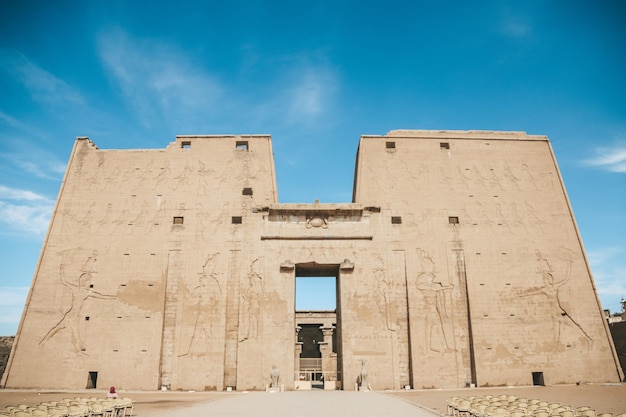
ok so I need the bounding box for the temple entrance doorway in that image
[294,263,341,390]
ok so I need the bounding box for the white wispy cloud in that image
[0,287,29,307]
[255,57,339,130]
[286,64,337,121]
[97,29,341,133]
[97,28,223,129]
[0,141,67,181]
[583,147,626,173]
[0,185,47,201]
[0,185,54,236]
[1,50,84,107]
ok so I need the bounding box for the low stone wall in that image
[0,336,15,381]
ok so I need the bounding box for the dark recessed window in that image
[386,141,396,149]
[242,187,253,196]
[85,316,90,321]
[391,216,402,224]
[173,216,184,225]
[232,216,243,224]
[181,141,191,149]
[449,216,459,224]
[236,141,249,150]
[440,142,450,149]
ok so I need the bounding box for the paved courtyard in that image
[145,390,436,417]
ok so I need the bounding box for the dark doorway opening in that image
[294,262,341,390]
[532,371,545,386]
[86,371,98,389]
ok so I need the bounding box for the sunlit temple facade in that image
[2,130,622,390]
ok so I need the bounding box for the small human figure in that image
[270,365,280,388]
[106,386,119,398]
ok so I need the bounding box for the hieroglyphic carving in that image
[95,203,113,234]
[195,202,210,241]
[488,168,504,191]
[306,217,328,229]
[415,248,453,353]
[476,202,496,233]
[400,159,429,191]
[132,160,153,190]
[77,202,96,233]
[509,201,529,234]
[437,166,456,190]
[129,200,149,228]
[148,198,166,228]
[521,163,540,191]
[471,166,489,190]
[196,160,214,196]
[518,249,592,348]
[240,257,264,342]
[374,256,396,332]
[39,250,116,353]
[112,208,131,234]
[455,167,472,190]
[180,253,222,357]
[154,160,171,188]
[503,163,522,190]
[525,202,545,234]
[171,163,194,189]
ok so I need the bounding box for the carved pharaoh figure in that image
[415,248,453,353]
[181,253,221,356]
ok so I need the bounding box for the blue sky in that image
[1,1,625,336]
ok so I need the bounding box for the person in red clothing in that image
[107,386,119,399]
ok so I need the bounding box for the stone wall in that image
[2,131,622,391]
[0,336,14,381]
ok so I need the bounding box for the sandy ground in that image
[0,384,625,416]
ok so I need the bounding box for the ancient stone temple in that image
[2,130,623,391]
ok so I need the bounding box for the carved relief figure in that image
[437,166,456,190]
[306,216,328,229]
[521,163,540,190]
[154,160,171,188]
[95,203,113,234]
[39,250,116,353]
[195,202,210,241]
[240,258,264,342]
[172,163,194,189]
[503,163,522,190]
[415,248,453,353]
[129,200,149,228]
[525,202,545,234]
[196,160,214,196]
[148,199,166,229]
[180,253,222,357]
[374,256,396,331]
[77,202,96,233]
[519,249,592,348]
[471,166,489,190]
[489,168,504,191]
[455,167,472,190]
